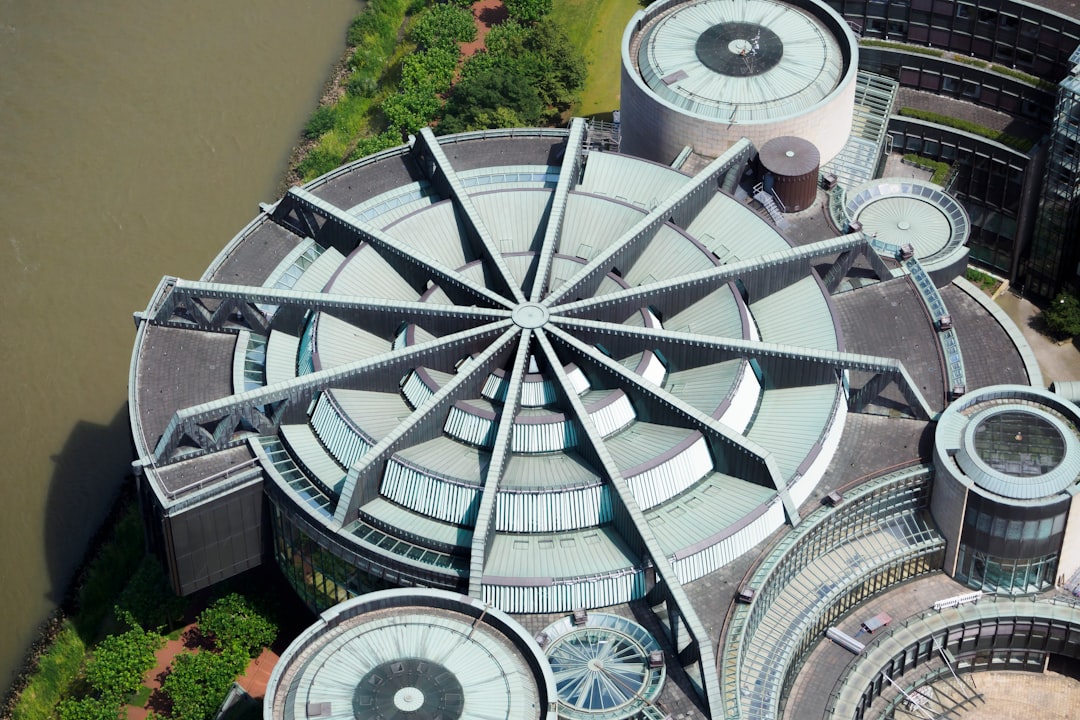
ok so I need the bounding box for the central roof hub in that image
[512,303,550,329]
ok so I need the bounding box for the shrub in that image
[409,3,476,51]
[505,0,553,24]
[1041,291,1080,338]
[83,621,163,704]
[56,697,118,720]
[303,105,337,140]
[160,646,248,720]
[196,594,276,658]
[115,557,187,632]
[898,108,1035,152]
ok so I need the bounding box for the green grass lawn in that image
[551,0,642,117]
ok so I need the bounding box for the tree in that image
[85,626,163,704]
[504,0,552,24]
[438,67,546,133]
[160,646,248,720]
[116,557,188,632]
[57,697,121,720]
[408,3,476,51]
[196,593,277,658]
[1041,290,1080,338]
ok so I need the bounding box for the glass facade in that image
[955,491,1070,593]
[269,494,394,612]
[1027,73,1080,300]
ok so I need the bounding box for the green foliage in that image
[196,594,277,658]
[952,54,989,68]
[991,64,1057,92]
[11,625,87,720]
[84,620,163,704]
[115,556,187,632]
[383,82,444,135]
[898,108,1035,152]
[56,697,120,720]
[1041,291,1080,338]
[858,38,944,57]
[160,646,248,720]
[505,0,553,24]
[348,131,404,161]
[72,507,145,641]
[439,67,546,133]
[401,46,460,96]
[409,4,476,51]
[902,153,952,185]
[965,267,1000,293]
[303,105,338,139]
[443,17,585,132]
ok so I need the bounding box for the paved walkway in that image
[995,291,1080,387]
[924,669,1080,719]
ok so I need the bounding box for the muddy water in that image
[0,0,360,691]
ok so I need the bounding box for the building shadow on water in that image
[43,403,135,608]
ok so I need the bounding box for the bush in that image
[160,646,248,720]
[505,0,553,24]
[56,697,118,720]
[408,3,476,51]
[196,594,277,658]
[115,556,187,632]
[902,153,951,185]
[303,105,337,140]
[898,108,1035,152]
[1041,291,1080,339]
[83,620,163,705]
[965,267,999,294]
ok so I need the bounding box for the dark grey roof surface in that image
[309,150,425,208]
[832,278,948,413]
[439,135,569,171]
[208,220,301,286]
[135,324,237,449]
[940,284,1030,390]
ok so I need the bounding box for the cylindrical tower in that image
[932,385,1080,594]
[620,0,858,164]
[758,136,820,212]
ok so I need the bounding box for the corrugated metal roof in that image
[746,383,839,479]
[750,276,839,351]
[559,193,646,260]
[578,151,689,205]
[637,0,845,121]
[484,525,638,579]
[647,472,775,555]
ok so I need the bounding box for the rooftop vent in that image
[648,650,665,669]
[823,491,843,507]
[572,608,588,626]
[736,587,756,604]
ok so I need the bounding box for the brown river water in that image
[0,0,360,692]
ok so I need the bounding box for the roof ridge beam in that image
[552,232,869,323]
[152,321,512,465]
[529,118,586,302]
[333,326,520,524]
[284,186,513,309]
[545,324,789,501]
[413,127,527,304]
[142,278,510,338]
[541,139,754,307]
[468,331,533,598]
[552,317,935,419]
[535,331,725,719]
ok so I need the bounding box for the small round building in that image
[264,589,558,720]
[932,384,1080,594]
[620,0,859,165]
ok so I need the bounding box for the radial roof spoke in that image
[536,330,726,719]
[285,186,514,309]
[151,278,511,338]
[152,321,513,465]
[551,232,868,322]
[469,330,534,595]
[334,326,521,523]
[530,118,586,302]
[545,324,785,491]
[542,139,753,306]
[414,128,528,304]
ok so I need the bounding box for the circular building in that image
[839,177,971,284]
[620,0,858,165]
[264,589,557,720]
[932,385,1080,594]
[128,122,907,632]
